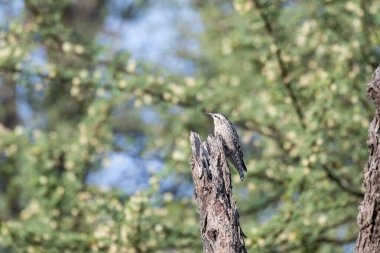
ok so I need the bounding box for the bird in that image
[207,113,247,181]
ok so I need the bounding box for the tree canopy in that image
[1,0,379,252]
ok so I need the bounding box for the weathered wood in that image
[189,131,247,253]
[355,67,380,253]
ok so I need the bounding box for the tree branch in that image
[251,0,306,129]
[321,164,363,198]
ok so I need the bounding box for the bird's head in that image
[206,112,226,123]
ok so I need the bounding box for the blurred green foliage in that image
[0,0,379,252]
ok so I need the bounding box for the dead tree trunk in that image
[189,131,247,253]
[355,67,380,253]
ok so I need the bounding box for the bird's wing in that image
[229,121,247,172]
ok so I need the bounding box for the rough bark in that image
[189,131,247,253]
[355,67,380,253]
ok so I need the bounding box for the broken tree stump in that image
[189,131,247,253]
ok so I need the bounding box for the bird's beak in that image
[206,112,213,116]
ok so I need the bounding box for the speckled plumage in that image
[207,113,247,181]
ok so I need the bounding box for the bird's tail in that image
[242,160,247,172]
[238,161,247,181]
[239,171,245,181]
[229,153,247,181]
